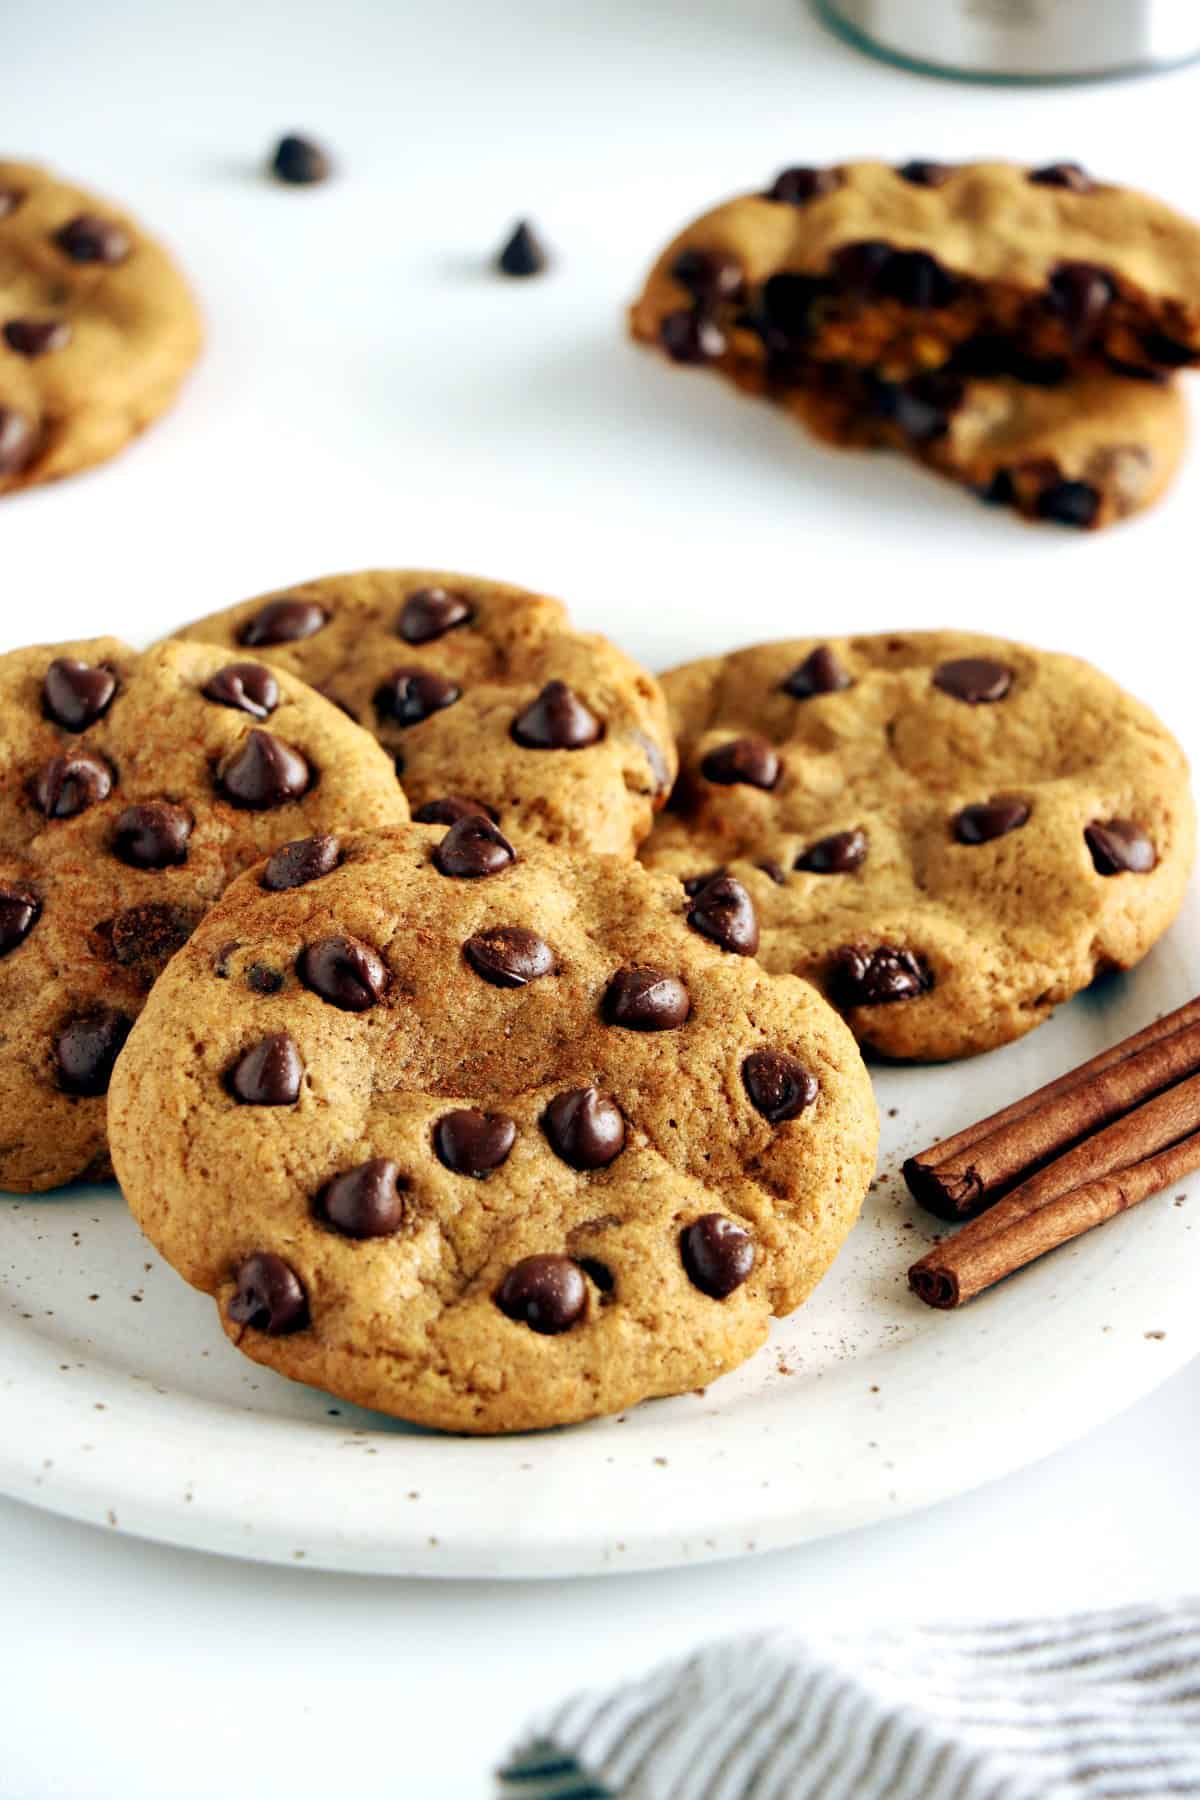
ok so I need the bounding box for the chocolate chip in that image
[742,1051,818,1124]
[107,901,196,968]
[269,134,331,185]
[496,220,547,276]
[0,408,35,475]
[680,1214,755,1299]
[670,247,744,302]
[751,272,829,354]
[298,935,387,1010]
[239,598,327,646]
[932,658,1013,704]
[375,667,461,727]
[830,944,932,1007]
[978,468,1016,508]
[897,160,955,186]
[1045,262,1115,347]
[228,1033,304,1106]
[54,1008,132,1096]
[42,657,118,731]
[463,925,557,988]
[228,1254,308,1334]
[1140,328,1196,368]
[879,250,958,310]
[758,861,787,885]
[512,681,603,750]
[34,751,113,819]
[890,371,964,442]
[247,963,284,995]
[263,833,340,891]
[687,874,759,956]
[433,815,516,878]
[435,1108,517,1177]
[0,188,24,218]
[318,1159,409,1238]
[765,166,840,205]
[1029,162,1094,193]
[782,645,851,700]
[954,798,1030,844]
[112,801,192,870]
[398,587,472,644]
[700,736,780,790]
[496,1255,587,1334]
[830,240,894,293]
[604,966,690,1030]
[660,309,727,364]
[0,886,39,957]
[4,318,71,357]
[1085,819,1157,875]
[1035,480,1100,529]
[634,730,672,796]
[216,730,311,808]
[202,662,280,720]
[795,828,868,874]
[54,214,131,264]
[413,795,495,826]
[682,866,726,897]
[542,1088,625,1169]
[579,1258,614,1294]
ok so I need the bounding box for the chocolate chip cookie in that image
[0,638,408,1192]
[168,570,675,857]
[108,822,877,1432]
[641,632,1195,1062]
[0,161,202,494]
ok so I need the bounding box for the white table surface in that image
[6,3,1200,1795]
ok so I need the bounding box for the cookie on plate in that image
[641,631,1195,1063]
[169,569,676,857]
[0,161,202,494]
[0,638,408,1191]
[108,821,878,1433]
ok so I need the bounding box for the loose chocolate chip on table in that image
[227,1033,304,1106]
[112,801,192,870]
[897,160,955,186]
[795,828,868,874]
[1035,480,1100,529]
[238,598,327,647]
[228,1253,308,1334]
[765,166,840,205]
[319,1158,409,1238]
[1029,162,1095,193]
[4,319,71,357]
[680,1214,755,1299]
[954,798,1030,844]
[512,680,603,750]
[496,1255,588,1334]
[687,874,759,956]
[0,886,39,957]
[700,736,780,790]
[0,407,35,475]
[932,658,1013,704]
[202,662,280,720]
[216,730,311,808]
[0,188,24,218]
[374,667,461,727]
[433,815,516,878]
[604,966,691,1030]
[269,134,332,185]
[54,214,131,265]
[831,240,894,293]
[463,925,557,988]
[782,645,851,700]
[1045,262,1115,347]
[660,308,727,365]
[683,867,726,897]
[542,1088,625,1169]
[496,220,547,277]
[1085,819,1157,875]
[398,587,472,643]
[34,750,113,819]
[42,656,118,731]
[298,934,387,1011]
[54,1008,132,1096]
[435,1108,517,1177]
[878,250,958,310]
[263,833,340,891]
[413,795,494,826]
[830,944,932,1007]
[670,247,743,302]
[742,1051,818,1124]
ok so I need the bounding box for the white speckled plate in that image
[1,902,1197,1576]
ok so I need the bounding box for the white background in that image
[5,3,1200,1795]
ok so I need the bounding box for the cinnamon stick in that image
[903,998,1200,1219]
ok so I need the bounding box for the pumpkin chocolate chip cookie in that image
[108,822,878,1433]
[0,638,408,1192]
[641,631,1195,1062]
[168,570,676,857]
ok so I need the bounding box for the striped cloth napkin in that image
[499,1605,1200,1799]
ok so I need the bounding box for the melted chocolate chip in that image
[216,730,311,808]
[263,833,340,891]
[1029,162,1094,193]
[795,828,868,874]
[660,308,726,364]
[54,1008,132,1096]
[897,160,955,186]
[1141,328,1196,368]
[496,1255,588,1334]
[670,247,744,302]
[765,166,840,205]
[318,1159,409,1238]
[978,468,1017,508]
[932,658,1013,704]
[34,751,113,819]
[247,963,285,995]
[1036,480,1100,528]
[54,214,131,264]
[112,801,192,870]
[239,598,327,646]
[830,944,932,1007]
[269,134,331,185]
[228,1253,308,1334]
[398,587,472,644]
[42,657,118,731]
[752,272,829,354]
[742,1051,818,1124]
[202,662,280,720]
[1085,819,1157,875]
[0,886,39,957]
[413,795,494,826]
[463,925,557,988]
[497,220,547,276]
[512,681,603,751]
[433,815,516,878]
[107,901,197,969]
[954,798,1030,844]
[0,407,35,475]
[782,645,851,700]
[879,250,958,310]
[298,935,387,1010]
[542,1088,626,1169]
[435,1108,517,1177]
[680,1214,755,1299]
[1045,262,1115,347]
[700,737,780,790]
[687,874,759,956]
[889,371,964,443]
[830,240,894,293]
[604,966,690,1030]
[4,318,71,357]
[228,1033,304,1106]
[375,667,461,727]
